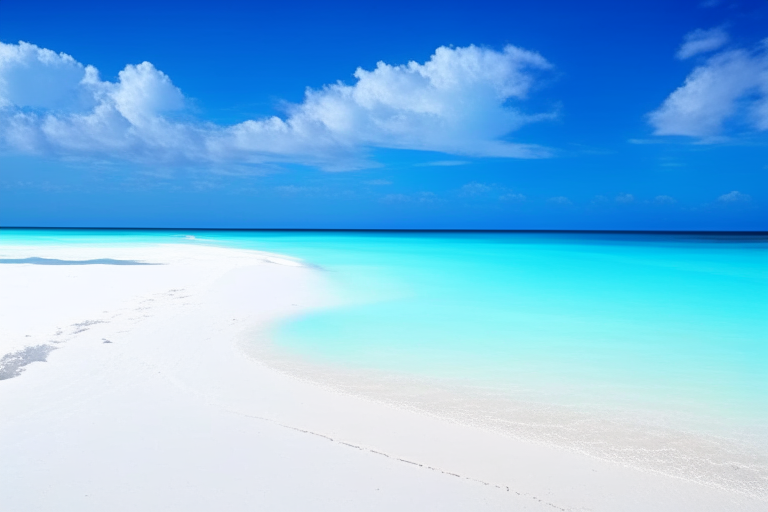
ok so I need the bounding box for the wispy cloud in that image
[717,190,751,202]
[499,192,526,202]
[659,160,686,168]
[655,195,677,204]
[699,0,722,8]
[460,181,492,196]
[275,185,312,194]
[676,27,729,60]
[364,179,392,186]
[648,35,768,140]
[548,196,571,205]
[381,192,436,203]
[0,41,556,171]
[615,193,634,203]
[420,160,470,167]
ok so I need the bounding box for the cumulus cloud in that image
[717,190,751,202]
[648,38,768,139]
[676,28,729,60]
[0,41,556,171]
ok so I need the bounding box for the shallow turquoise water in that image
[3,229,767,456]
[3,229,766,423]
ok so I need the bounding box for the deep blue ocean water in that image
[3,229,767,495]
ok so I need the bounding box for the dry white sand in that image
[0,242,763,511]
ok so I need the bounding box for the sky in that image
[0,0,766,230]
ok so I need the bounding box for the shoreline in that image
[0,241,764,511]
[244,332,768,501]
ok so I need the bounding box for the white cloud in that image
[499,192,525,202]
[0,42,91,111]
[548,196,571,205]
[275,185,311,194]
[381,191,436,203]
[627,138,665,144]
[655,195,676,204]
[460,181,492,196]
[364,179,392,186]
[717,190,751,202]
[0,41,556,171]
[381,193,410,203]
[648,40,768,139]
[615,193,634,203]
[420,160,470,167]
[676,28,729,60]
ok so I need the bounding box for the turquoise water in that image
[3,229,767,494]
[3,229,766,421]
[269,233,767,423]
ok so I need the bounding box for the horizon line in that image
[1,226,767,235]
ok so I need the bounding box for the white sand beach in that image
[0,242,763,511]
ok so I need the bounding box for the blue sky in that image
[0,0,766,229]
